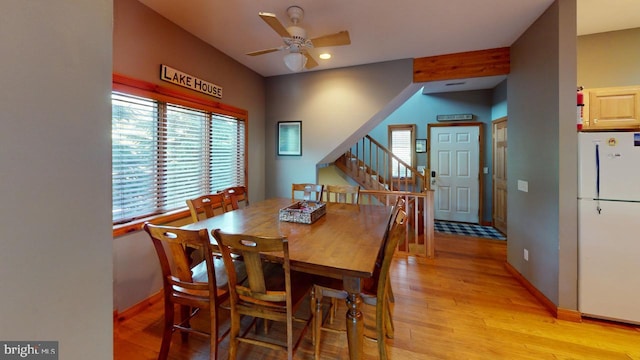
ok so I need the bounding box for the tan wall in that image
[114,0,267,202]
[112,0,267,312]
[578,27,640,88]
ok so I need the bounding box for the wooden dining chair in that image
[316,184,361,329]
[219,186,248,210]
[321,196,405,326]
[381,197,405,304]
[212,229,314,360]
[144,223,239,360]
[324,184,360,204]
[291,183,324,202]
[186,193,228,223]
[312,207,407,360]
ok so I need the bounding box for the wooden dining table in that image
[181,197,393,360]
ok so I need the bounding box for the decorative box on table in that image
[279,201,326,224]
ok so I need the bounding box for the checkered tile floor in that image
[435,221,506,240]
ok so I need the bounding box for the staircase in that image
[335,135,429,193]
[335,135,435,258]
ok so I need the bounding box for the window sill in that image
[112,208,191,238]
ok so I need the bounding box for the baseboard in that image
[557,307,583,322]
[114,290,163,323]
[504,261,582,323]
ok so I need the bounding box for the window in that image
[111,87,246,224]
[388,124,415,178]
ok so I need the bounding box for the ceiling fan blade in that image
[259,12,291,38]
[304,52,318,69]
[310,31,351,48]
[246,47,281,56]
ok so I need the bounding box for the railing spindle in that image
[359,189,434,258]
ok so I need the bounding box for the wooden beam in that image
[413,47,510,83]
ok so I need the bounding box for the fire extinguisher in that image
[577,86,584,131]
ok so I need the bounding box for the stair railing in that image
[360,189,435,258]
[338,135,429,193]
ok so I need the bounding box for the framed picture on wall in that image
[278,121,302,156]
[415,139,427,153]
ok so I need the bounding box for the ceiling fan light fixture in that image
[250,6,350,73]
[283,52,307,72]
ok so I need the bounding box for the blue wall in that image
[492,79,508,119]
[369,87,498,224]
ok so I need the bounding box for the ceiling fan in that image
[246,6,351,72]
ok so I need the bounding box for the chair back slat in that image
[291,183,324,202]
[186,193,227,222]
[145,224,208,283]
[220,186,248,210]
[325,184,360,204]
[213,230,289,303]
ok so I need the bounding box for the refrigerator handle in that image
[595,144,600,199]
[595,144,602,214]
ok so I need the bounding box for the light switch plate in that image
[517,180,529,192]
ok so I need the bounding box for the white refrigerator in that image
[578,131,640,325]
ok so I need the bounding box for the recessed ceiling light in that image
[319,53,331,60]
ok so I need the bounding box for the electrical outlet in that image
[524,248,529,261]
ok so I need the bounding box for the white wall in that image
[0,1,114,358]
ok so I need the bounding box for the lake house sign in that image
[160,64,223,99]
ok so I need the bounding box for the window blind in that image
[391,128,412,177]
[111,92,245,224]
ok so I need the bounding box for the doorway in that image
[492,118,507,234]
[428,123,482,224]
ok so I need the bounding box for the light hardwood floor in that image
[114,233,640,359]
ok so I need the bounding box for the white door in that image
[429,125,480,223]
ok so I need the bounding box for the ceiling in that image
[138,0,640,91]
